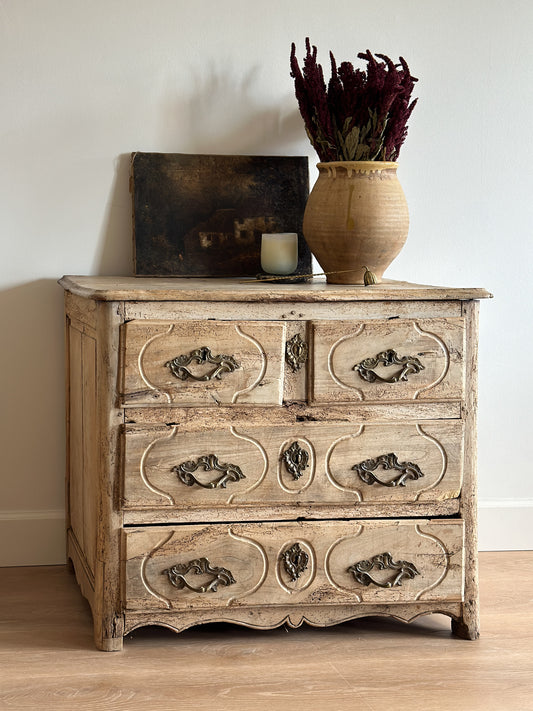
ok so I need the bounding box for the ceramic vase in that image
[302,161,409,284]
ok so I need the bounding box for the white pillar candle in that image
[260,233,298,275]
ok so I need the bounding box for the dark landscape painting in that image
[131,153,312,277]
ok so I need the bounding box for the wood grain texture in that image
[122,420,464,509]
[121,500,461,526]
[65,290,97,329]
[124,600,464,637]
[122,319,286,406]
[66,323,84,559]
[124,519,464,610]
[0,553,530,711]
[60,278,488,651]
[124,298,464,321]
[454,300,481,639]
[92,301,125,651]
[59,275,493,302]
[124,401,463,425]
[311,317,465,403]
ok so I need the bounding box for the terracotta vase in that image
[302,161,409,284]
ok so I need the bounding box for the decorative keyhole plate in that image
[285,333,308,372]
[281,542,310,582]
[282,442,310,480]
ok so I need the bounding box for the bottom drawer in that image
[125,519,464,611]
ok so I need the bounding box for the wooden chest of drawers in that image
[59,276,490,651]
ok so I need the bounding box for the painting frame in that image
[131,152,312,278]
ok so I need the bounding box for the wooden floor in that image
[0,552,532,711]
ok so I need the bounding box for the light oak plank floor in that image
[0,552,531,711]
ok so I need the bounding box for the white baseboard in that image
[478,500,533,551]
[0,503,531,566]
[0,510,66,566]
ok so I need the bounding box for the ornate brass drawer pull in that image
[348,552,420,588]
[163,557,236,593]
[165,346,240,382]
[172,454,245,489]
[352,452,424,487]
[353,349,424,383]
[281,542,309,581]
[282,442,309,480]
[285,333,308,372]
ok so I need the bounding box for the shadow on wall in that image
[1,64,307,494]
[0,65,313,563]
[0,280,66,513]
[95,153,135,277]
[161,63,308,156]
[95,63,311,278]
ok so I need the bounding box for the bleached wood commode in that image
[59,276,491,651]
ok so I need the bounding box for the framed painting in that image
[131,152,312,277]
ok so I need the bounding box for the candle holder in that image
[260,233,298,275]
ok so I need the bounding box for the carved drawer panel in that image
[124,519,464,611]
[122,320,286,406]
[122,420,463,509]
[311,318,465,403]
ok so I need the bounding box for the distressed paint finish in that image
[60,276,489,649]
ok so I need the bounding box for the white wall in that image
[1,0,531,565]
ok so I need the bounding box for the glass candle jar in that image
[260,233,298,275]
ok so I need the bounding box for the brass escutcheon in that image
[172,454,245,489]
[285,333,308,372]
[354,349,424,383]
[282,442,309,480]
[163,557,236,594]
[165,346,240,382]
[281,543,309,582]
[348,552,420,588]
[352,453,424,488]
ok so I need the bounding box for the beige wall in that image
[1,0,532,564]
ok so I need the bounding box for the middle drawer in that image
[123,420,463,510]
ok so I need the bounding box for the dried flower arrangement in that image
[290,39,418,162]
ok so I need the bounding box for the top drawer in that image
[311,318,465,403]
[122,316,465,406]
[122,320,286,406]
